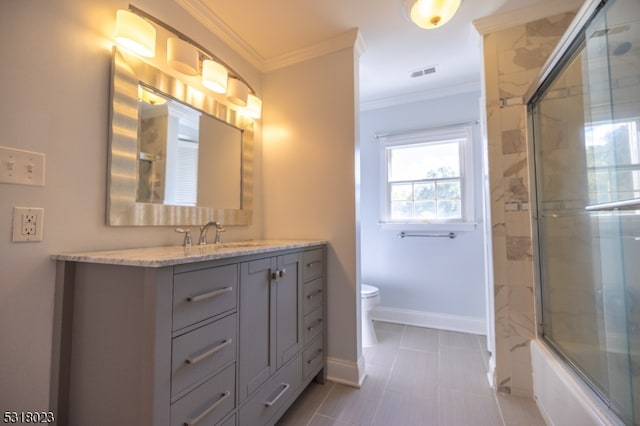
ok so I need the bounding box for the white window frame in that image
[378,125,476,232]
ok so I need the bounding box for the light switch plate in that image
[12,207,44,242]
[0,146,45,186]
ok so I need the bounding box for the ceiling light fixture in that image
[114,9,156,57]
[407,0,462,29]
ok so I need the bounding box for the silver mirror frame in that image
[107,46,253,226]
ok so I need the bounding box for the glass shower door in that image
[584,0,640,421]
[530,0,639,423]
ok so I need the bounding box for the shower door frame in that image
[525,0,606,341]
[526,0,638,423]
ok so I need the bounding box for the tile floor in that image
[277,321,547,426]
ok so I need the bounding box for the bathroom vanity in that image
[52,240,326,426]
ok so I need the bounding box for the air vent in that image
[410,65,437,78]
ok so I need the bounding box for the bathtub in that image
[531,340,627,426]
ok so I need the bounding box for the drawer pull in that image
[186,286,232,303]
[306,289,323,299]
[183,390,231,426]
[185,339,233,365]
[264,383,290,407]
[307,318,324,332]
[307,348,323,364]
[306,261,320,268]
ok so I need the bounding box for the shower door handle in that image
[585,198,640,211]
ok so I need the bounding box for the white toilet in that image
[361,284,380,347]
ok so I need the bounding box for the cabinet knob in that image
[271,269,287,280]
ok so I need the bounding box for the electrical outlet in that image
[23,212,36,224]
[12,207,44,242]
[23,222,36,235]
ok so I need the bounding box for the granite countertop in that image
[52,240,326,267]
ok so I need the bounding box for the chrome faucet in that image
[175,228,192,247]
[198,221,225,245]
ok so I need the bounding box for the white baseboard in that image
[487,352,496,388]
[370,306,486,335]
[326,355,365,388]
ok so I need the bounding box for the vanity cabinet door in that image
[238,253,303,403]
[239,257,276,402]
[275,253,303,369]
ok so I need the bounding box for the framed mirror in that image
[107,46,253,226]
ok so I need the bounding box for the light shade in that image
[115,10,156,57]
[167,38,199,75]
[244,94,262,119]
[201,59,228,93]
[227,78,249,106]
[409,0,462,29]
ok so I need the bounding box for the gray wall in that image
[262,46,361,382]
[359,92,487,321]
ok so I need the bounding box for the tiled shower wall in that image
[481,12,575,396]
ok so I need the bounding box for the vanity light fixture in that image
[115,9,156,57]
[167,37,199,75]
[227,78,249,107]
[407,0,462,29]
[201,59,228,93]
[244,94,263,119]
[116,6,263,119]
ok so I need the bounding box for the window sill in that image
[377,221,477,232]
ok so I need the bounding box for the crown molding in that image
[174,0,265,69]
[354,30,368,59]
[176,0,366,73]
[263,28,364,72]
[360,80,481,111]
[472,0,583,35]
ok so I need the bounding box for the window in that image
[172,137,199,206]
[585,119,640,204]
[379,125,475,230]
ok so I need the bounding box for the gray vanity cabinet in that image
[54,242,325,426]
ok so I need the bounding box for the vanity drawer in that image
[173,264,238,331]
[303,337,324,380]
[171,313,237,400]
[303,278,323,315]
[302,249,323,282]
[303,307,323,345]
[239,355,302,426]
[171,363,235,426]
[218,413,236,426]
